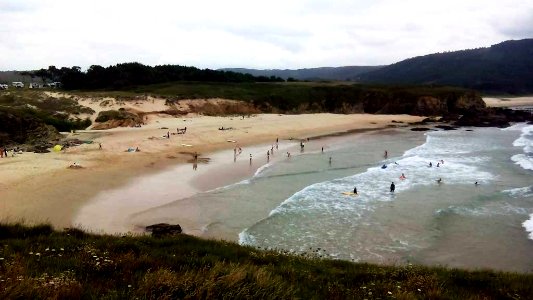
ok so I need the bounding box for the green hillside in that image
[357,39,533,94]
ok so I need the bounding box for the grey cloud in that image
[492,7,533,38]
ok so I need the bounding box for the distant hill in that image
[0,71,34,84]
[221,66,382,81]
[357,39,533,94]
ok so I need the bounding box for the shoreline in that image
[0,113,425,234]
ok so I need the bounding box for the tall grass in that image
[0,223,531,299]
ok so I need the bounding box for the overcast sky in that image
[0,0,532,71]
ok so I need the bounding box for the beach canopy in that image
[53,145,62,152]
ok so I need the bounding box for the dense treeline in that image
[125,81,484,115]
[358,39,533,94]
[31,63,284,90]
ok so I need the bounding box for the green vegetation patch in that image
[0,91,93,132]
[95,109,139,123]
[0,223,531,299]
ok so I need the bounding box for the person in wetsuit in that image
[353,187,358,194]
[390,182,395,193]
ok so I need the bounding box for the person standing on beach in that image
[249,153,252,165]
[267,151,270,162]
[329,157,332,166]
[167,131,170,139]
[390,182,395,193]
[99,143,102,150]
[384,150,388,158]
[321,147,324,153]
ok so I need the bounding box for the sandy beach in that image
[483,96,533,107]
[2,94,531,237]
[0,94,425,235]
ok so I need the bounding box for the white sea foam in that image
[523,214,533,240]
[435,203,532,217]
[502,186,533,198]
[240,130,495,250]
[511,125,533,171]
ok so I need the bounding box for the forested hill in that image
[221,66,382,81]
[357,39,533,94]
[26,63,285,90]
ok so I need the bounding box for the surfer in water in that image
[390,182,395,193]
[381,164,387,169]
[437,178,442,184]
[429,162,433,167]
[353,187,358,194]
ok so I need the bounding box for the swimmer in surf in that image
[400,173,406,180]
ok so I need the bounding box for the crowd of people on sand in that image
[0,146,10,158]
[0,146,23,158]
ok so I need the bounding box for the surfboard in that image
[342,192,358,196]
[181,144,193,147]
[227,140,236,143]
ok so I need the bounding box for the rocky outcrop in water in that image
[145,223,183,237]
[452,108,533,128]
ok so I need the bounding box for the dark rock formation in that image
[434,125,458,130]
[411,127,431,131]
[145,223,182,237]
[454,108,532,128]
[363,90,485,116]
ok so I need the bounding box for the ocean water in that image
[233,125,533,272]
[129,124,533,272]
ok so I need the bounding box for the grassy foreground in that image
[0,224,532,299]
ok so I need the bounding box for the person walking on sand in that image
[329,156,332,165]
[390,182,395,193]
[384,150,388,158]
[249,153,253,165]
[267,151,270,162]
[321,146,324,153]
[167,131,170,139]
[287,152,291,158]
[99,143,102,150]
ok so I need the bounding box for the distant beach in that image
[0,93,424,232]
